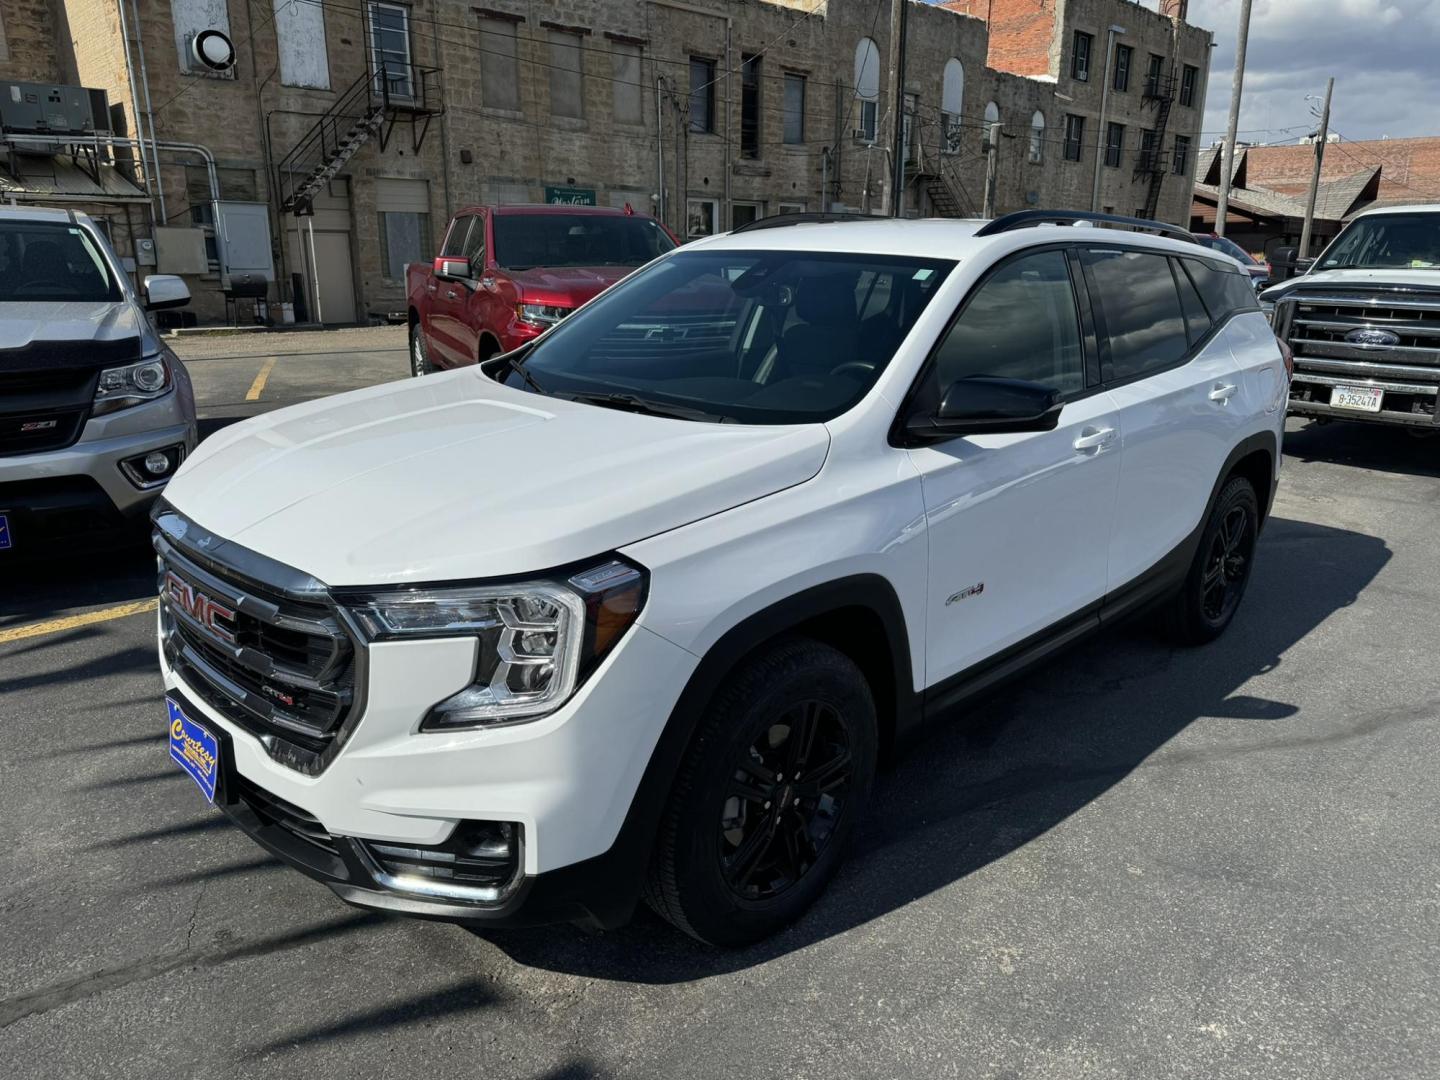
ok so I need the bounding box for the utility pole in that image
[1215,0,1252,237]
[884,0,909,216]
[982,121,1001,218]
[1299,77,1334,260]
[1090,25,1127,212]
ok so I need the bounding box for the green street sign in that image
[545,186,596,206]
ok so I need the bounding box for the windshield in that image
[497,248,955,425]
[1317,213,1440,271]
[0,221,120,303]
[1193,234,1257,265]
[493,213,676,270]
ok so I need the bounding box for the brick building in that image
[2,0,1212,326]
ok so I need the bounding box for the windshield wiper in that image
[504,353,548,395]
[557,391,730,423]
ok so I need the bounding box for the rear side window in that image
[929,249,1086,397]
[1181,256,1260,318]
[1172,258,1211,345]
[1084,248,1189,382]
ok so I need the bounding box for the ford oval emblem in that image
[1345,327,1400,347]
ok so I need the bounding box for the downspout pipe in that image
[120,0,166,221]
[1090,24,1126,213]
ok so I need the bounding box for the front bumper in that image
[1288,373,1440,428]
[160,613,698,927]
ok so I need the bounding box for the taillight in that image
[1277,336,1294,380]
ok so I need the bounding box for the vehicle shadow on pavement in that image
[0,541,155,623]
[1284,419,1440,478]
[478,514,1389,982]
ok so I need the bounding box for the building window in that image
[548,30,584,120]
[783,73,805,145]
[1145,52,1165,98]
[1063,114,1084,162]
[854,37,880,142]
[689,56,715,133]
[612,42,642,124]
[480,18,520,112]
[732,202,763,229]
[1180,64,1199,107]
[1029,110,1045,163]
[1113,44,1132,92]
[368,2,414,100]
[941,58,964,154]
[777,201,805,214]
[1172,133,1192,174]
[1104,122,1124,168]
[687,198,717,240]
[740,53,761,159]
[1139,128,1158,171]
[981,101,1000,152]
[1071,31,1093,82]
[274,0,330,89]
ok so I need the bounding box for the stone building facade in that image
[2,0,1211,326]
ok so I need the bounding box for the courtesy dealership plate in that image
[1330,385,1384,412]
[168,697,220,802]
[0,512,12,550]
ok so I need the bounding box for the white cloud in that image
[1187,0,1438,144]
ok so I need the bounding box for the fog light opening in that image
[120,444,185,489]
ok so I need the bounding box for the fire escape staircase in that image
[1135,71,1178,220]
[909,135,975,218]
[276,63,440,216]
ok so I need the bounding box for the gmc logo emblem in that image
[164,571,237,644]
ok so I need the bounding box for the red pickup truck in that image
[406,204,677,374]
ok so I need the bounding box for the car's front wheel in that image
[409,324,434,377]
[645,638,878,947]
[1162,475,1260,644]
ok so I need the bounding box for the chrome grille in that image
[154,507,360,774]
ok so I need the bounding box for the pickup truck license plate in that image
[168,697,220,802]
[1330,385,1384,412]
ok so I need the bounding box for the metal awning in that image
[0,155,150,204]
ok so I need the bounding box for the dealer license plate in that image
[168,697,220,802]
[1330,385,1384,412]
[0,513,11,551]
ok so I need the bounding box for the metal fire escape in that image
[1135,69,1178,220]
[909,122,975,217]
[275,62,440,215]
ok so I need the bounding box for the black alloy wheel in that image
[719,699,854,902]
[1161,475,1260,645]
[1199,503,1254,625]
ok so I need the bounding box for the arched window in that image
[941,58,964,154]
[980,101,1000,152]
[854,38,880,142]
[1029,110,1046,163]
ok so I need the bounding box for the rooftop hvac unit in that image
[1,83,108,153]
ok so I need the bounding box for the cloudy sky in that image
[1185,0,1436,145]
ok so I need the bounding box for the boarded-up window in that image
[612,42,641,125]
[549,30,583,120]
[783,73,805,145]
[374,177,431,280]
[171,0,234,79]
[480,19,519,111]
[274,0,330,89]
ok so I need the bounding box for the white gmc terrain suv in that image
[156,211,1287,946]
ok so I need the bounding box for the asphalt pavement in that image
[1,337,1437,1078]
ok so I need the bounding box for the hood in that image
[164,369,831,586]
[507,266,634,307]
[0,301,151,369]
[1262,267,1440,303]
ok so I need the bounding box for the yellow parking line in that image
[245,357,278,401]
[0,598,159,645]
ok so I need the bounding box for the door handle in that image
[1209,382,1237,403]
[1073,426,1115,452]
[426,282,436,294]
[479,276,495,288]
[445,289,458,300]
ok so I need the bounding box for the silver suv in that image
[0,207,195,557]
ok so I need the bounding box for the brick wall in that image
[0,0,63,82]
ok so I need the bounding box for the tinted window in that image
[1182,257,1260,318]
[461,215,486,263]
[441,216,471,257]
[1316,212,1440,270]
[1085,248,1189,382]
[930,249,1084,398]
[493,213,676,269]
[504,249,953,425]
[0,221,119,303]
[1172,258,1211,345]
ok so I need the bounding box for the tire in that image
[1161,475,1260,645]
[409,324,434,377]
[644,638,878,947]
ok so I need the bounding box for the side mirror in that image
[1270,246,1301,281]
[143,274,190,311]
[906,376,1064,441]
[1294,256,1315,275]
[433,255,471,281]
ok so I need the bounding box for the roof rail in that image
[975,209,1195,245]
[731,211,879,234]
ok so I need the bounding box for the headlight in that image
[515,302,571,327]
[1260,299,1276,324]
[342,559,647,729]
[93,352,174,416]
